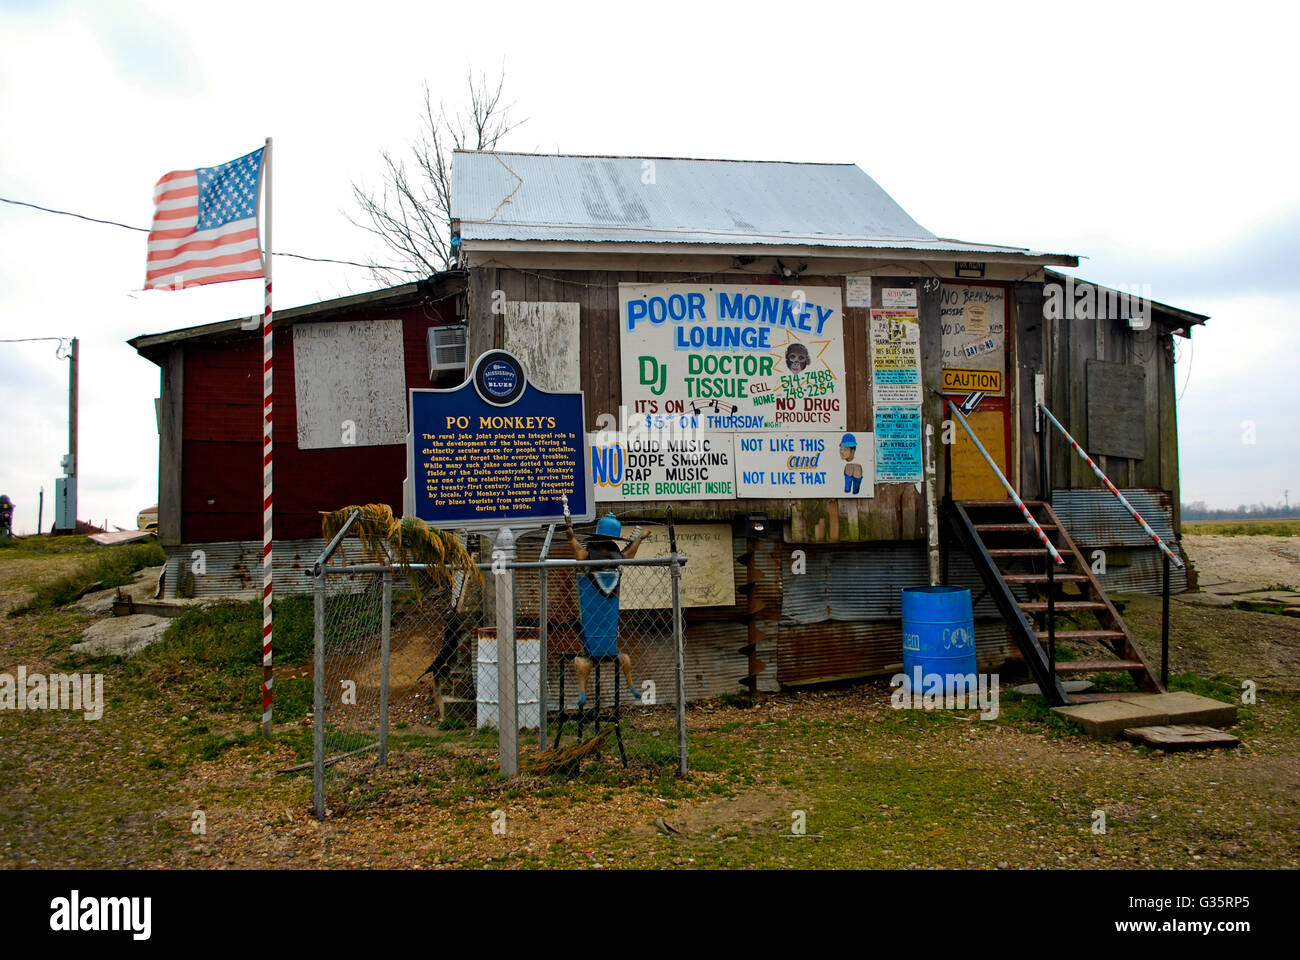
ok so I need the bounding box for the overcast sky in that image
[2,0,1296,533]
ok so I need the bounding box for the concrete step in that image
[1124,725,1241,751]
[1051,692,1238,738]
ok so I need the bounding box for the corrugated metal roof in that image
[452,151,1075,262]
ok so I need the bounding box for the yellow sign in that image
[942,367,1002,395]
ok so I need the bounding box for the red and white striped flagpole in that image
[261,136,274,735]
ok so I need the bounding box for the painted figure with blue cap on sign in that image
[563,498,648,708]
[840,433,864,494]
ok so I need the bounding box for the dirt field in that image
[1,537,1298,869]
[1184,534,1300,591]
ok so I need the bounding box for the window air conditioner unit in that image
[428,325,468,375]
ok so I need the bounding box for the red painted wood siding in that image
[181,302,460,543]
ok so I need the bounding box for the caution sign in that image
[942,367,1002,396]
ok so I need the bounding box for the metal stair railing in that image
[1037,401,1181,686]
[944,398,1064,566]
[938,395,1070,704]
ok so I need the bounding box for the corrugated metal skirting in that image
[162,538,364,599]
[1051,488,1188,594]
[781,541,1006,623]
[776,540,1016,686]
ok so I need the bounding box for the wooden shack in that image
[449,151,1207,694]
[131,149,1207,699]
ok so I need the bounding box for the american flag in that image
[145,147,265,290]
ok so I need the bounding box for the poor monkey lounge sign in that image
[619,283,847,430]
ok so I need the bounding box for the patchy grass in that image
[2,543,1298,870]
[114,596,315,722]
[0,534,102,557]
[1184,518,1300,537]
[8,541,164,615]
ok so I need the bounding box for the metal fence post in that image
[1047,559,1056,679]
[379,566,392,765]
[312,567,326,819]
[671,553,687,776]
[495,528,519,776]
[537,524,555,750]
[1161,551,1171,688]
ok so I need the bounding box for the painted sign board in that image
[873,405,923,483]
[942,368,1002,394]
[405,350,594,530]
[589,427,736,501]
[734,431,874,498]
[940,283,1006,396]
[619,283,846,431]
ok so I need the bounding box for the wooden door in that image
[939,281,1013,500]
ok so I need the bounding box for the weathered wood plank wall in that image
[467,265,934,541]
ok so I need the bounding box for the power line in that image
[0,336,72,358]
[0,195,423,274]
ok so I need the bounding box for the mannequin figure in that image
[563,500,649,708]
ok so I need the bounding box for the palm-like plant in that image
[321,503,481,595]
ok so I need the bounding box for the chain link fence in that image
[311,522,687,818]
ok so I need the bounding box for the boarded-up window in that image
[503,302,580,392]
[1086,360,1146,459]
[293,319,407,449]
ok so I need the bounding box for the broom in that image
[526,727,616,776]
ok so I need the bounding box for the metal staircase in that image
[947,498,1163,706]
[937,397,1175,708]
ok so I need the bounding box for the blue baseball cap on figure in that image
[841,433,857,448]
[595,513,622,538]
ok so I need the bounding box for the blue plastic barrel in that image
[900,586,976,693]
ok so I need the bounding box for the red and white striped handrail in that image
[947,401,1065,565]
[1037,402,1184,568]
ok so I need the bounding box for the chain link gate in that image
[311,524,688,819]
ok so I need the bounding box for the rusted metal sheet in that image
[162,538,365,599]
[777,619,1014,686]
[780,542,1005,624]
[1095,547,1188,595]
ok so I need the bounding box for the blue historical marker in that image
[405,350,594,530]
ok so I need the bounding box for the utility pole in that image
[54,338,79,532]
[70,336,78,491]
